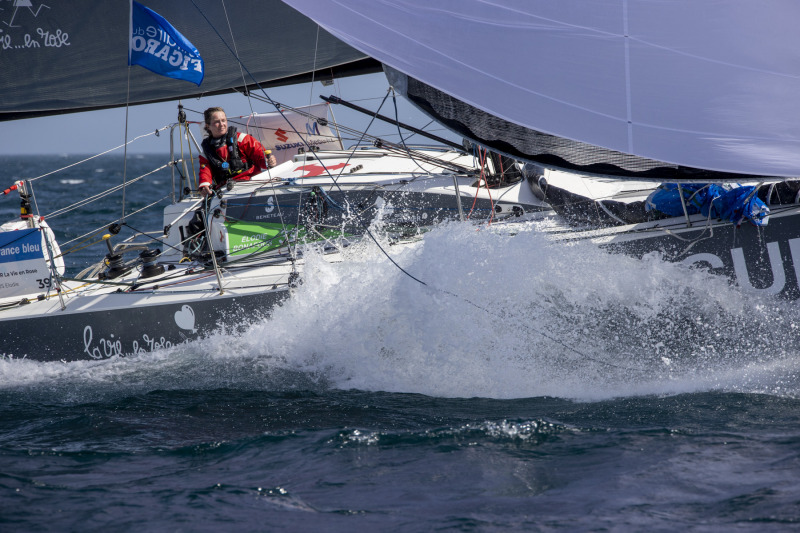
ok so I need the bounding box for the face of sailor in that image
[207,111,228,138]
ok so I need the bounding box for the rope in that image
[45,164,169,220]
[60,194,170,247]
[182,1,625,361]
[26,129,168,183]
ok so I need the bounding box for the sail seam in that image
[623,0,633,155]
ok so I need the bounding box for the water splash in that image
[2,221,799,401]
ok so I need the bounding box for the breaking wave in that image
[2,221,799,402]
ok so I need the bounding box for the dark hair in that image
[203,107,226,135]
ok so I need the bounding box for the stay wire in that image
[183,3,624,364]
[188,2,426,283]
[391,88,436,178]
[25,129,169,183]
[123,60,132,223]
[206,2,289,263]
[308,25,320,106]
[302,88,431,285]
[121,220,185,256]
[46,164,168,219]
[60,194,171,248]
[221,0,248,103]
[221,0,260,139]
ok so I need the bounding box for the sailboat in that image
[0,1,547,361]
[279,0,800,299]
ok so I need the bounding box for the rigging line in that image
[302,109,471,172]
[391,89,435,178]
[121,221,184,255]
[319,89,393,187]
[396,119,437,145]
[230,95,467,173]
[27,179,41,219]
[187,1,424,285]
[327,96,345,146]
[46,177,143,218]
[184,123,199,190]
[188,1,281,114]
[467,147,486,219]
[285,90,398,274]
[55,233,115,259]
[26,128,169,182]
[57,232,105,256]
[0,227,46,251]
[293,89,432,285]
[308,25,320,107]
[220,0,260,142]
[60,194,171,247]
[221,0,248,98]
[123,60,133,223]
[298,88,428,286]
[483,159,495,225]
[45,165,167,219]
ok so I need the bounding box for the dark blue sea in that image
[1,155,800,531]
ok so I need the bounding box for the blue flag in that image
[129,2,204,86]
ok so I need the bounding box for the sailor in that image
[198,107,277,196]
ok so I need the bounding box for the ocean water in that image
[1,155,800,531]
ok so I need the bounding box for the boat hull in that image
[1,286,289,362]
[560,207,800,299]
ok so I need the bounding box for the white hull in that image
[2,146,545,361]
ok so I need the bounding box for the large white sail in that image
[281,0,800,178]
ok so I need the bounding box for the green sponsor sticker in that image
[225,221,293,256]
[225,221,345,256]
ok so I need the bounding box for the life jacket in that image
[201,127,251,186]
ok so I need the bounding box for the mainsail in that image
[279,0,800,179]
[0,0,380,120]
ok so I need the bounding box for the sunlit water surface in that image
[1,155,799,531]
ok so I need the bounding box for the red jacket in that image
[199,131,268,189]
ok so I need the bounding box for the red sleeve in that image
[198,154,213,187]
[238,134,268,170]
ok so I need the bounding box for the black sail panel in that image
[386,68,769,183]
[0,1,379,120]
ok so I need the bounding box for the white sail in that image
[281,0,800,177]
[245,104,343,165]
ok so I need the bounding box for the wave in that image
[2,222,799,402]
